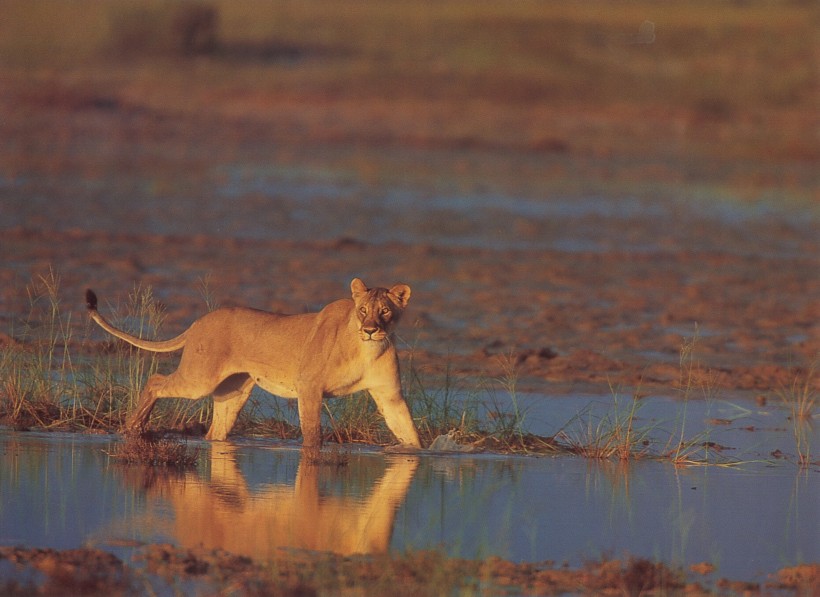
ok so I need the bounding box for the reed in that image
[660,326,736,467]
[778,359,817,421]
[114,284,166,415]
[776,358,817,468]
[323,391,389,446]
[0,272,205,433]
[557,386,652,461]
[494,351,527,446]
[231,393,301,439]
[0,268,79,429]
[550,331,752,467]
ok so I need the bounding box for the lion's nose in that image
[362,326,378,337]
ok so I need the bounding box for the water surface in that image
[1,398,817,585]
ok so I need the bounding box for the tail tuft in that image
[85,289,98,311]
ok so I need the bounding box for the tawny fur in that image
[85,279,421,451]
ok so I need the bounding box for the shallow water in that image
[2,159,814,258]
[1,395,817,585]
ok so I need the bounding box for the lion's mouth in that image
[360,329,386,341]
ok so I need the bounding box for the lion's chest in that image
[236,312,392,399]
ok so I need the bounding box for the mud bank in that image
[2,544,818,596]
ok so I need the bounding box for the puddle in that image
[1,396,817,586]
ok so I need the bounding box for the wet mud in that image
[3,542,818,596]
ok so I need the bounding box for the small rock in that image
[429,431,475,453]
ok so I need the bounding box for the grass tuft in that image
[1,268,79,430]
[557,387,651,461]
[107,433,200,468]
[776,358,817,468]
[303,444,351,467]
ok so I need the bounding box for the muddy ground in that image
[2,544,818,596]
[2,220,817,398]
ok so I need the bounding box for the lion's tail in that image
[85,289,187,353]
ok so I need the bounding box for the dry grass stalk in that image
[776,359,817,468]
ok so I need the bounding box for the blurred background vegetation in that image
[1,0,817,201]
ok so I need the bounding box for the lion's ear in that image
[351,278,368,300]
[389,284,411,308]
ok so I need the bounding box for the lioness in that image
[85,279,422,452]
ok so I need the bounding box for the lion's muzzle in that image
[360,326,386,341]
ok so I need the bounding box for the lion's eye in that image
[380,307,390,316]
[359,306,367,315]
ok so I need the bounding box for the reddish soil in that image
[2,544,817,596]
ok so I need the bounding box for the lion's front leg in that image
[297,388,324,458]
[207,374,255,441]
[370,386,422,449]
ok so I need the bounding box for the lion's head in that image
[350,278,411,343]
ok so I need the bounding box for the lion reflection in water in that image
[124,445,419,558]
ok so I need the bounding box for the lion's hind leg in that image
[206,374,255,441]
[123,370,220,434]
[124,374,166,432]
